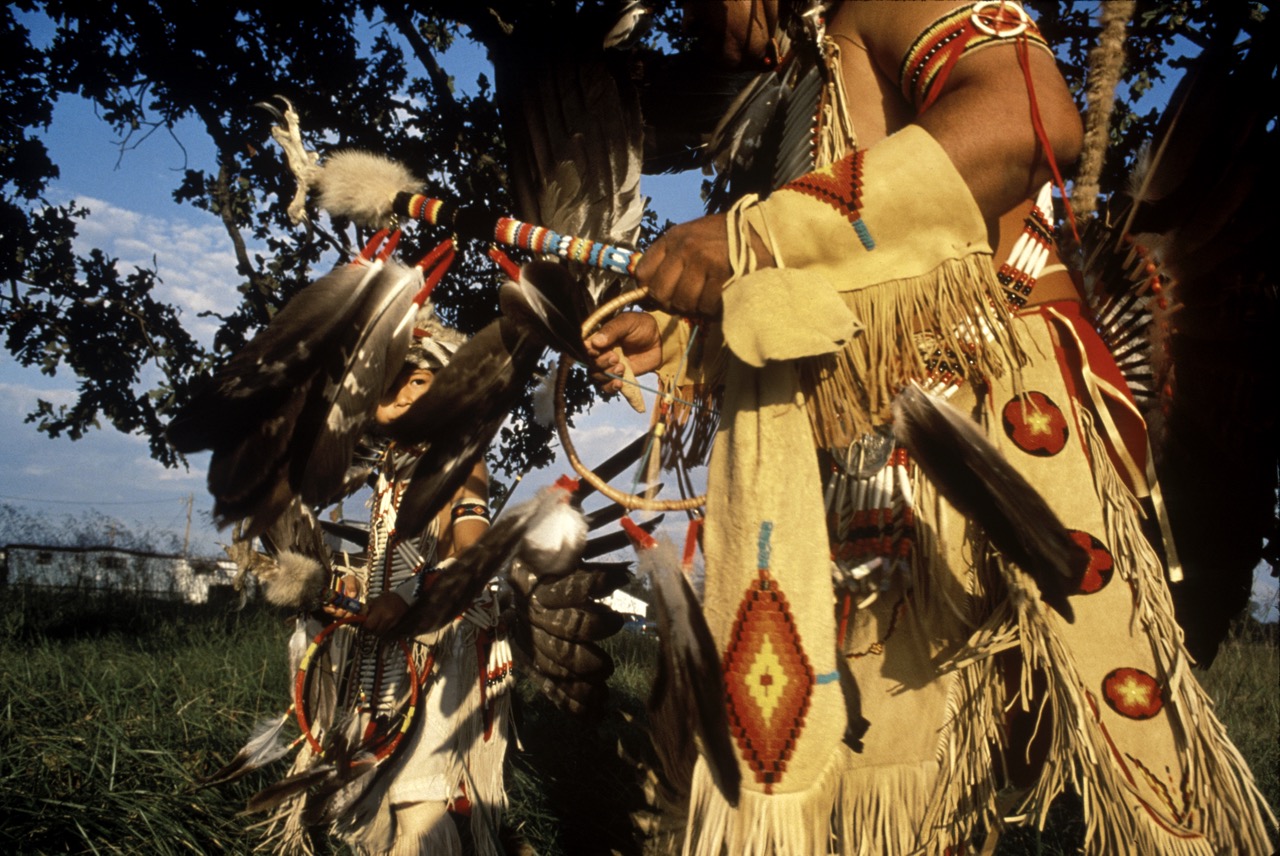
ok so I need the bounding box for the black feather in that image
[173,257,423,537]
[582,514,663,560]
[294,262,421,507]
[574,433,648,501]
[892,384,1087,621]
[495,43,644,306]
[168,261,385,454]
[640,537,741,807]
[529,627,613,679]
[319,517,370,548]
[519,562,631,608]
[207,386,309,532]
[243,763,336,815]
[527,597,625,642]
[499,261,591,362]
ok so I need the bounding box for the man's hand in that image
[583,211,772,396]
[363,592,410,636]
[635,213,735,317]
[323,574,363,621]
[585,312,662,396]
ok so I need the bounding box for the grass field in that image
[1,587,1275,855]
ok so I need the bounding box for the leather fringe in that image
[799,256,1026,449]
[683,746,854,856]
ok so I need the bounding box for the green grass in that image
[0,589,288,854]
[1198,630,1280,822]
[1,589,1275,855]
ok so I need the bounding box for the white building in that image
[1,544,239,605]
[602,588,649,619]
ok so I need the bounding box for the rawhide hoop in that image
[294,616,421,760]
[555,287,706,511]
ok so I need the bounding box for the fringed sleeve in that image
[722,124,1026,448]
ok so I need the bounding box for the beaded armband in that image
[452,499,491,524]
[898,1,1053,113]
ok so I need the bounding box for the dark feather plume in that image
[509,560,631,609]
[243,763,337,815]
[892,384,1087,621]
[494,38,644,309]
[170,256,422,537]
[168,261,384,453]
[292,263,421,507]
[500,261,593,362]
[627,525,740,807]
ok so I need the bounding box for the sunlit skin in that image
[374,366,434,426]
[326,364,490,635]
[586,0,1084,395]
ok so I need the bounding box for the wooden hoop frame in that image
[294,616,421,760]
[555,288,706,512]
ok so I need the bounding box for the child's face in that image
[374,366,434,426]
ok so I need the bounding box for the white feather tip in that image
[518,484,588,575]
[531,369,557,428]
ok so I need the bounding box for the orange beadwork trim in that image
[898,1,1051,113]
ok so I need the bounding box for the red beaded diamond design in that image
[721,523,815,793]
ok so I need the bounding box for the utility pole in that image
[183,493,192,556]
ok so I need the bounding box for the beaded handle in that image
[396,193,642,277]
[555,288,706,512]
[323,589,364,614]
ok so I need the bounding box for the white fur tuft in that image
[314,150,421,227]
[257,549,327,607]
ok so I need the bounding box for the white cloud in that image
[0,380,77,411]
[51,194,251,348]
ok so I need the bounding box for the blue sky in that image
[3,10,1275,620]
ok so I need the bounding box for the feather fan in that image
[293,262,422,507]
[168,259,386,454]
[1080,15,1278,663]
[174,258,424,537]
